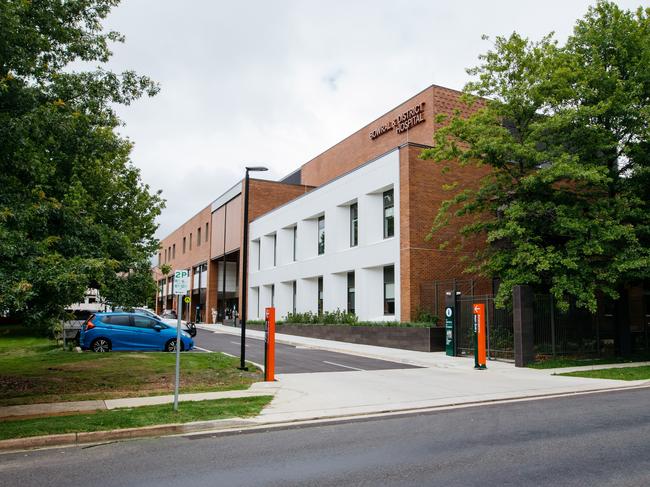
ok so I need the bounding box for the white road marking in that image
[193,346,212,353]
[230,341,249,347]
[322,361,365,371]
[221,352,236,357]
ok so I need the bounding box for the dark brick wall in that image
[247,323,445,352]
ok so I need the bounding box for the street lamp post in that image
[240,165,268,370]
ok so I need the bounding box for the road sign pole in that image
[174,293,182,411]
[172,269,190,412]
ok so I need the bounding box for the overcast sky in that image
[101,0,642,238]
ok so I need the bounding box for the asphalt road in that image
[2,388,650,486]
[193,329,420,374]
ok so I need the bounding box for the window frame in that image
[317,216,325,255]
[347,271,355,315]
[383,265,395,316]
[383,189,394,239]
[350,203,358,247]
[317,276,323,315]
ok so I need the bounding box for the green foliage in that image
[414,308,440,325]
[0,1,164,327]
[285,309,359,325]
[421,1,650,312]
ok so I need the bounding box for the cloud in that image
[100,0,642,239]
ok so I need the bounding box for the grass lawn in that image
[0,396,274,440]
[560,366,650,381]
[528,354,650,369]
[0,326,262,406]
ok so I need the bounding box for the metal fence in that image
[533,294,611,357]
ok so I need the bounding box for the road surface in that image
[2,388,649,486]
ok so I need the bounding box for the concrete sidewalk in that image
[0,382,279,419]
[199,323,650,422]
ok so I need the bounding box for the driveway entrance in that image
[194,329,420,374]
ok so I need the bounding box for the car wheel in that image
[165,339,184,352]
[91,338,111,352]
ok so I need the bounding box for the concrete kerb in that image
[3,382,649,454]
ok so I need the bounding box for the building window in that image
[317,216,325,255]
[205,223,209,243]
[384,265,395,315]
[272,234,277,267]
[383,189,394,239]
[189,233,193,250]
[347,271,355,315]
[197,227,201,246]
[168,247,171,260]
[172,244,176,259]
[256,240,261,270]
[350,203,358,247]
[183,237,186,254]
[293,225,297,261]
[270,284,275,308]
[158,253,161,266]
[318,276,323,315]
[163,249,167,263]
[292,281,297,314]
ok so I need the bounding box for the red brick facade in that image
[156,84,490,323]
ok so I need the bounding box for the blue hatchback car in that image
[80,312,194,352]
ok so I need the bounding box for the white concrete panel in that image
[249,149,400,322]
[326,272,348,313]
[249,287,259,320]
[298,277,318,314]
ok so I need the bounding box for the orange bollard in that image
[264,307,275,381]
[473,303,487,369]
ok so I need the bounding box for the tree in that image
[0,0,164,328]
[421,1,650,312]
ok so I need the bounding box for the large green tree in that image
[0,0,164,328]
[421,1,650,312]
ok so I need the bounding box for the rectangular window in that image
[164,249,167,263]
[350,203,358,247]
[172,244,176,259]
[270,284,275,308]
[384,265,395,315]
[383,189,394,239]
[272,234,277,267]
[256,240,261,270]
[168,247,171,260]
[293,226,297,261]
[197,227,201,246]
[205,223,209,243]
[347,271,355,315]
[183,237,186,254]
[318,216,325,255]
[292,281,297,314]
[189,233,193,250]
[318,276,323,315]
[158,253,161,266]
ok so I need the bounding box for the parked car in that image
[113,307,197,337]
[80,312,194,352]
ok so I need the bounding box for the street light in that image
[240,165,268,370]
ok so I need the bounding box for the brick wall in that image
[299,85,475,187]
[237,179,314,316]
[400,142,492,321]
[154,205,212,315]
